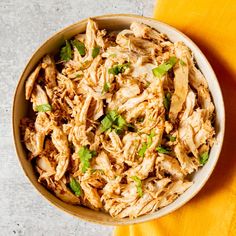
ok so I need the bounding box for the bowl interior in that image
[13,14,225,225]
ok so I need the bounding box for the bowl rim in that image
[12,13,225,225]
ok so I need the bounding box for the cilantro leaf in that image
[92,46,100,58]
[199,152,209,165]
[138,143,147,158]
[69,177,82,197]
[71,39,86,56]
[100,110,128,134]
[131,176,143,197]
[78,146,94,173]
[108,62,130,75]
[152,56,177,78]
[156,146,171,154]
[60,40,72,61]
[35,104,52,112]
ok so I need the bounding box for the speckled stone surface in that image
[0,1,154,235]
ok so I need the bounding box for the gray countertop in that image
[0,0,153,235]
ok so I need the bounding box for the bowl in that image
[12,14,225,225]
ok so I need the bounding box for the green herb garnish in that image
[138,131,155,158]
[199,152,209,165]
[71,39,86,56]
[156,146,171,154]
[69,177,82,197]
[103,82,110,93]
[146,81,151,87]
[131,176,143,197]
[179,59,186,66]
[147,130,155,147]
[60,40,72,61]
[108,62,130,75]
[152,56,177,78]
[90,150,97,157]
[163,92,171,111]
[78,146,95,173]
[35,104,52,112]
[100,116,113,133]
[138,143,148,158]
[92,46,100,58]
[100,110,127,134]
[166,134,176,142]
[116,115,126,132]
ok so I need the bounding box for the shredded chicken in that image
[21,19,215,218]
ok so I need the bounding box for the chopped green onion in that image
[131,176,143,197]
[146,81,151,87]
[69,178,82,197]
[138,130,155,158]
[108,110,119,121]
[147,130,155,147]
[199,152,209,165]
[152,56,177,78]
[116,115,126,129]
[100,116,113,133]
[138,143,147,158]
[92,46,100,58]
[35,104,52,112]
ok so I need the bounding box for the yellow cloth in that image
[115,1,236,235]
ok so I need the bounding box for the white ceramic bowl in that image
[12,14,225,225]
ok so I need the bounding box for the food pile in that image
[21,19,215,218]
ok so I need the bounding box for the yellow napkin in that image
[114,1,236,235]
